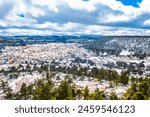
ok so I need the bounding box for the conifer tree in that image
[56,80,72,100]
[110,92,118,100]
[83,86,90,100]
[91,88,105,100]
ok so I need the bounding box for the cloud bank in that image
[0,0,150,36]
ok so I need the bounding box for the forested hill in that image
[85,36,150,55]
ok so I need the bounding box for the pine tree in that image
[124,83,137,100]
[38,82,53,100]
[1,81,13,99]
[46,70,51,81]
[17,83,30,99]
[76,89,82,100]
[110,92,118,100]
[91,88,105,100]
[83,86,90,100]
[26,84,34,99]
[131,92,145,100]
[56,80,72,100]
[138,81,149,98]
[118,72,129,85]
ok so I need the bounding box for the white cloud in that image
[139,0,150,12]
[99,14,132,23]
[62,0,95,12]
[144,20,150,26]
[0,0,150,35]
[31,0,59,13]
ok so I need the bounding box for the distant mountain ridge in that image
[1,35,150,56]
[0,35,105,46]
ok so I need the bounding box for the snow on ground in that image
[8,72,43,93]
[0,43,149,97]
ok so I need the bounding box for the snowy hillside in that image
[86,36,150,55]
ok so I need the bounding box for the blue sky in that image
[0,0,150,36]
[117,0,142,7]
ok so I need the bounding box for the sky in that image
[0,0,150,36]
